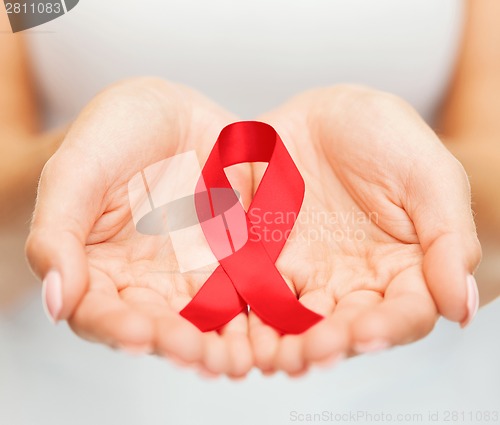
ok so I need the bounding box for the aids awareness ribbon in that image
[180,121,323,334]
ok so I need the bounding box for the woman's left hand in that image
[248,85,482,376]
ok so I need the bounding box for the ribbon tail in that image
[179,267,247,332]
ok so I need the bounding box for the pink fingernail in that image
[354,340,389,354]
[460,274,479,328]
[42,270,63,324]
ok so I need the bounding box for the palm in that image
[249,88,439,374]
[59,80,254,377]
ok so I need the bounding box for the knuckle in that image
[328,84,408,112]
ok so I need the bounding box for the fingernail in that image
[313,352,346,369]
[460,274,479,328]
[42,269,63,324]
[354,339,389,354]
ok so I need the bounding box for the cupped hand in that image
[26,81,481,379]
[26,78,254,378]
[249,86,481,376]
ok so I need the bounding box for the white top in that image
[1,1,500,424]
[29,0,463,124]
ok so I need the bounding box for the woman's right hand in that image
[25,78,254,378]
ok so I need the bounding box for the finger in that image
[121,286,237,376]
[405,150,482,325]
[274,335,307,377]
[249,311,280,375]
[306,289,383,359]
[154,306,206,365]
[125,288,229,376]
[68,270,154,351]
[351,266,438,352]
[197,332,229,376]
[118,284,207,366]
[274,289,335,375]
[25,149,105,323]
[219,312,253,379]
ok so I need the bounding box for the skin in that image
[0,0,498,377]
[25,80,256,378]
[24,80,480,379]
[249,87,480,375]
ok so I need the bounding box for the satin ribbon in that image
[180,121,323,334]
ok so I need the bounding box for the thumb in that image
[406,150,482,327]
[25,148,105,323]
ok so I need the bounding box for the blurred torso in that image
[27,0,463,125]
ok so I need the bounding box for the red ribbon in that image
[180,121,323,334]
